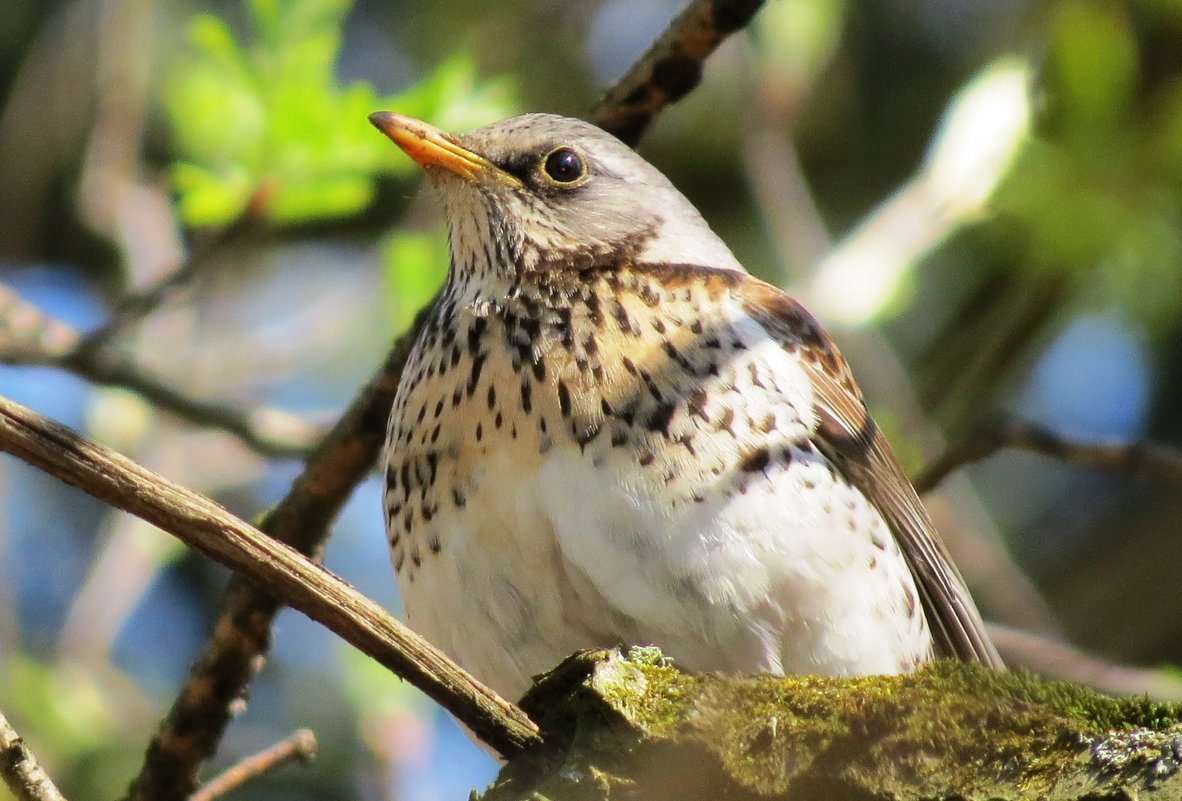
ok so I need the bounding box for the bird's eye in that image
[542,147,585,183]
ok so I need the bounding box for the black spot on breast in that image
[467,318,486,354]
[614,302,634,334]
[586,292,604,327]
[687,388,709,420]
[467,352,487,396]
[487,384,497,410]
[557,380,572,417]
[521,380,533,414]
[640,370,663,402]
[638,449,655,466]
[452,487,466,508]
[662,340,693,371]
[645,402,676,436]
[740,447,771,473]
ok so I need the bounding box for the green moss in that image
[483,649,1182,801]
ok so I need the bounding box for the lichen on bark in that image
[478,647,1182,800]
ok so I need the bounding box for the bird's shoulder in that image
[618,261,1004,669]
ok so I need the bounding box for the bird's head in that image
[369,112,742,287]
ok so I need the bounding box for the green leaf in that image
[164,0,518,227]
[381,228,450,334]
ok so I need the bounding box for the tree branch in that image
[988,624,1182,702]
[914,415,1182,494]
[0,393,540,760]
[590,0,766,146]
[122,301,434,801]
[0,710,67,801]
[0,284,322,459]
[189,729,317,801]
[75,216,256,355]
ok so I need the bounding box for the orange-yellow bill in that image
[368,111,492,183]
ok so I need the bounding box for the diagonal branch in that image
[74,217,257,355]
[190,729,318,801]
[0,394,540,759]
[591,0,767,146]
[0,284,322,459]
[914,415,1182,494]
[0,710,67,801]
[123,302,433,801]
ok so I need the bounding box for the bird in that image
[368,110,1003,704]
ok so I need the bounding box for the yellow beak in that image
[368,112,494,183]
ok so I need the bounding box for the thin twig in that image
[988,624,1182,702]
[914,415,1182,495]
[189,729,317,801]
[0,284,322,459]
[0,394,540,760]
[0,710,67,801]
[75,217,256,355]
[591,0,767,146]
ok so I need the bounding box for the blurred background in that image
[2,0,1182,798]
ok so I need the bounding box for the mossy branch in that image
[483,648,1182,801]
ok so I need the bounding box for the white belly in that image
[397,432,929,703]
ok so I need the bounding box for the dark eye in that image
[542,147,585,183]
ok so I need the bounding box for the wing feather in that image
[739,277,1004,668]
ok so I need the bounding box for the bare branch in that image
[124,301,433,801]
[0,710,67,801]
[0,394,541,764]
[76,217,257,355]
[189,730,317,801]
[989,624,1182,702]
[914,415,1182,495]
[591,0,767,146]
[0,284,322,459]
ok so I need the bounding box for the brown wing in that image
[740,277,1004,669]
